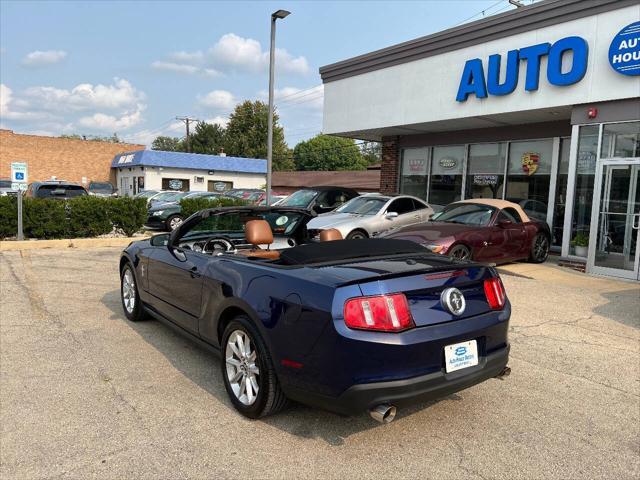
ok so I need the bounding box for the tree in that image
[224,101,294,171]
[360,141,382,165]
[293,134,367,171]
[59,133,123,143]
[189,122,225,155]
[151,136,184,152]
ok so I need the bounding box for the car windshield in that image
[183,210,306,239]
[135,190,158,198]
[280,189,317,208]
[88,182,113,193]
[434,203,495,226]
[35,184,87,198]
[336,196,387,215]
[153,191,186,202]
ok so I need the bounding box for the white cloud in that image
[78,107,144,131]
[197,89,236,110]
[22,50,67,66]
[0,83,52,120]
[23,78,145,112]
[209,33,309,75]
[168,50,204,64]
[204,115,229,128]
[151,59,221,77]
[2,79,147,136]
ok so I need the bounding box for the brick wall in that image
[0,129,145,186]
[380,136,399,194]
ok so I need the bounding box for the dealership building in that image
[321,0,640,280]
[112,150,266,196]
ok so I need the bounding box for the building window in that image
[429,145,464,206]
[162,178,190,191]
[400,148,429,200]
[601,121,640,158]
[551,138,571,247]
[465,143,506,200]
[208,180,233,192]
[569,125,599,256]
[505,139,554,223]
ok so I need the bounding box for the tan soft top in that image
[456,198,531,223]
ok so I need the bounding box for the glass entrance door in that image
[589,160,640,280]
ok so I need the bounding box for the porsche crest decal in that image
[522,152,540,176]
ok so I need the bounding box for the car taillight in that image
[484,277,506,310]
[343,293,415,332]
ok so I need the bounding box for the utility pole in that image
[266,9,290,206]
[176,116,199,153]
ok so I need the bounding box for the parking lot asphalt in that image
[1,247,639,479]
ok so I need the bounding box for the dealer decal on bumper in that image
[444,340,479,373]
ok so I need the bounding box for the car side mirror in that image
[150,233,169,247]
[498,220,512,228]
[385,211,399,219]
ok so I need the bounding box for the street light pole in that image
[266,9,290,206]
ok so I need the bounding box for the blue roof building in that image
[112,149,266,196]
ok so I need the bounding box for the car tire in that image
[166,214,184,231]
[120,263,147,322]
[346,230,368,240]
[221,315,288,419]
[529,233,550,263]
[448,244,472,260]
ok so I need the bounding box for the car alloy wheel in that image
[168,215,183,230]
[532,234,549,263]
[449,245,471,260]
[122,268,136,314]
[225,330,260,406]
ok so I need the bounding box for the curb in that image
[0,236,150,251]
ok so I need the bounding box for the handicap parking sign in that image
[10,162,28,184]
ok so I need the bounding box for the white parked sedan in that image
[306,194,434,240]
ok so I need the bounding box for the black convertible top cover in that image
[279,238,426,265]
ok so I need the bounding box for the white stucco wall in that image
[114,166,265,196]
[323,4,640,134]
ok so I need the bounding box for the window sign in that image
[466,143,506,199]
[400,148,429,199]
[430,146,464,205]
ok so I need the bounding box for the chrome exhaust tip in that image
[496,366,511,380]
[369,404,397,423]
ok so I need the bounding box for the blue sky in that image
[0,0,534,147]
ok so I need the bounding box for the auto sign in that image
[609,22,640,76]
[168,179,183,190]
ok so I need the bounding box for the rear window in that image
[0,180,11,189]
[35,185,87,198]
[88,182,113,193]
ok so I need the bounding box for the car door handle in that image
[190,266,201,278]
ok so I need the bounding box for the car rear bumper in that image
[283,345,509,416]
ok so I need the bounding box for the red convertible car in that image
[384,199,550,264]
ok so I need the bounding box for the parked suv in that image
[88,181,116,197]
[25,181,87,199]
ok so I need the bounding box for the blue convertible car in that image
[119,206,510,422]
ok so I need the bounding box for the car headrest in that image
[245,219,273,246]
[319,229,343,241]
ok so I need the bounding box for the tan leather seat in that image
[319,229,343,241]
[238,219,280,260]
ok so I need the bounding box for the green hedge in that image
[180,196,246,218]
[0,196,147,240]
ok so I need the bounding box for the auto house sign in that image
[439,158,457,169]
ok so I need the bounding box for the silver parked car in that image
[306,194,434,240]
